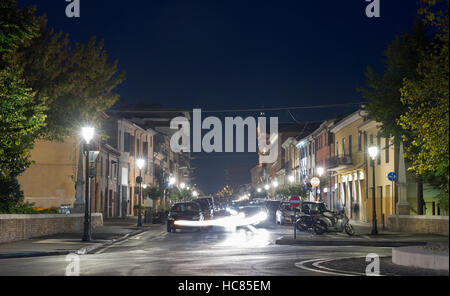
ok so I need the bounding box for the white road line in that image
[295,258,357,276]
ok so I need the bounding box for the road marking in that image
[295,258,359,276]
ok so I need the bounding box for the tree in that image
[358,20,431,142]
[398,0,449,209]
[0,66,46,210]
[276,184,308,200]
[0,0,38,54]
[0,1,43,212]
[7,16,126,141]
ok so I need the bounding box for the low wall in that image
[387,215,449,236]
[0,213,103,244]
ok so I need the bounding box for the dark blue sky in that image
[18,0,419,193]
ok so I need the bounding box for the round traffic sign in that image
[387,172,398,182]
[311,177,320,188]
[289,196,301,208]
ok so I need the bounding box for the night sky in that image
[18,0,419,194]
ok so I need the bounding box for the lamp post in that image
[81,127,95,242]
[368,145,379,235]
[136,158,145,227]
[288,175,295,184]
[317,167,324,201]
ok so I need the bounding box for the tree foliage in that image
[6,16,126,140]
[357,21,431,142]
[0,0,38,54]
[398,0,449,198]
[276,184,308,200]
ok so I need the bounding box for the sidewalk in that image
[276,220,449,247]
[0,217,163,259]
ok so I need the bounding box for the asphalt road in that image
[0,222,400,276]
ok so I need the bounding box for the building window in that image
[336,142,339,157]
[358,132,362,152]
[342,138,346,157]
[385,138,390,163]
[136,139,140,157]
[348,135,352,156]
[124,132,130,153]
[377,134,381,165]
[130,135,135,156]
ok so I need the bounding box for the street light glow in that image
[368,146,379,160]
[180,182,186,189]
[136,158,145,170]
[257,188,262,193]
[264,184,270,191]
[317,167,324,176]
[272,181,279,188]
[288,175,295,183]
[81,127,95,144]
[192,190,198,197]
[169,176,176,185]
[142,184,148,189]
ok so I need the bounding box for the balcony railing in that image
[326,156,353,169]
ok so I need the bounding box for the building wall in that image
[18,138,79,209]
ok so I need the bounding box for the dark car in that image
[264,200,281,221]
[167,202,204,232]
[301,201,328,215]
[276,202,296,225]
[192,197,214,220]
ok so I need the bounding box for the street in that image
[0,223,398,276]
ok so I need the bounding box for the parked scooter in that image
[313,209,355,236]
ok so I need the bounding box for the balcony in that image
[326,156,353,171]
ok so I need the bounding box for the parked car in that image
[192,197,214,220]
[167,202,204,232]
[276,202,296,225]
[238,205,269,226]
[264,200,281,221]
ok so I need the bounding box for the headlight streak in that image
[173,211,268,228]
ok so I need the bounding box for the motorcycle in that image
[313,209,355,236]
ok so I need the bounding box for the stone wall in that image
[0,213,103,244]
[387,215,449,236]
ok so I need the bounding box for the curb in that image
[275,239,428,247]
[392,246,449,271]
[0,227,152,260]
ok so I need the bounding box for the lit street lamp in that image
[288,175,295,183]
[81,126,95,242]
[272,181,279,188]
[264,184,270,191]
[316,167,325,201]
[192,190,199,197]
[368,145,379,235]
[257,188,262,193]
[136,158,145,227]
[180,182,186,189]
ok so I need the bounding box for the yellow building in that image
[328,110,397,225]
[18,138,81,209]
[358,120,396,225]
[328,110,367,221]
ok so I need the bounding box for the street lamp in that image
[192,190,198,197]
[180,182,186,189]
[288,175,295,183]
[368,145,379,235]
[317,167,325,201]
[257,188,262,193]
[272,181,279,188]
[264,184,270,191]
[169,176,176,186]
[317,167,324,177]
[136,158,145,227]
[81,126,95,242]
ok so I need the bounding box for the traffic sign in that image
[387,172,398,182]
[311,177,321,188]
[289,196,301,208]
